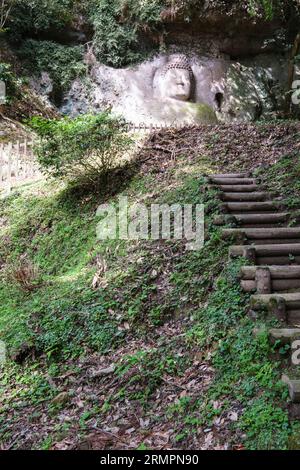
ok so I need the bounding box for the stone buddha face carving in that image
[160,56,194,102]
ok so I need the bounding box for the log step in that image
[230,244,300,258]
[221,201,283,213]
[282,375,300,403]
[209,173,251,178]
[209,177,258,185]
[251,293,300,305]
[269,328,300,344]
[213,184,266,193]
[232,212,290,226]
[210,167,300,406]
[245,239,300,245]
[241,266,300,280]
[250,293,300,325]
[223,228,300,244]
[214,213,289,227]
[242,278,300,293]
[221,192,271,202]
[223,228,300,241]
[241,266,300,292]
[231,244,300,265]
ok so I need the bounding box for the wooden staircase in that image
[207,172,300,404]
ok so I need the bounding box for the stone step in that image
[209,177,258,185]
[221,192,271,202]
[221,201,283,213]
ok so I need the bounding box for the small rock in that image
[204,428,212,433]
[150,269,158,279]
[228,411,238,422]
[89,365,115,378]
[51,392,69,406]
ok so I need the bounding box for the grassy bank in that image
[1,124,300,450]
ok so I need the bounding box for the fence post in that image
[0,138,42,194]
[6,143,12,194]
[14,140,20,179]
[0,143,4,186]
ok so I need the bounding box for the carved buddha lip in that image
[170,91,191,101]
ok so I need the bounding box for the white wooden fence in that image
[0,140,42,195]
[126,122,196,132]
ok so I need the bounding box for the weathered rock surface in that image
[61,50,288,125]
[30,72,54,105]
[53,2,300,124]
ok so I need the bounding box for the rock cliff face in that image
[35,2,300,124]
[160,1,297,55]
[60,50,288,125]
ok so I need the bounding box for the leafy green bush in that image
[91,0,163,67]
[29,113,132,184]
[5,0,288,72]
[240,398,290,449]
[8,0,74,39]
[248,0,275,18]
[18,40,86,103]
[89,0,287,67]
[0,0,17,32]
